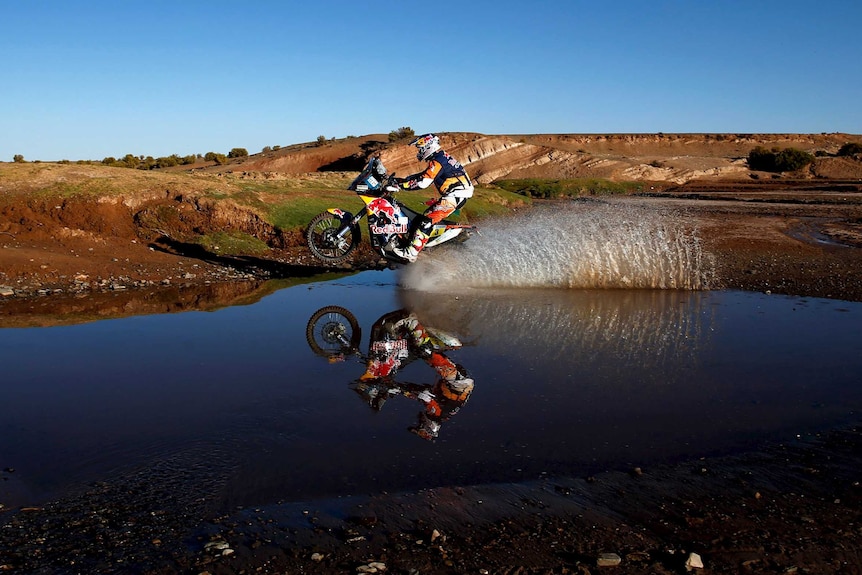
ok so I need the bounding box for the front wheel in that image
[306,306,361,358]
[306,212,359,264]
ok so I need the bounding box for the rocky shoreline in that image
[2,423,861,574]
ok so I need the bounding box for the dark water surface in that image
[1,269,861,511]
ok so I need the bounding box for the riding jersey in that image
[401,150,474,198]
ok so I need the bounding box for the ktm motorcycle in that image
[305,156,475,264]
[305,305,472,439]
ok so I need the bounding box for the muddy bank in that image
[2,424,861,574]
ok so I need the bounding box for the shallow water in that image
[1,268,861,512]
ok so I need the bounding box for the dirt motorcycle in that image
[305,156,475,264]
[304,305,474,440]
[304,305,464,364]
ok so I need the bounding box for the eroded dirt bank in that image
[4,178,862,309]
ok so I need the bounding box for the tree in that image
[13,154,25,163]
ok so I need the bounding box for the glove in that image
[385,176,403,193]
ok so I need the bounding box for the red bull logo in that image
[368,198,397,219]
[368,198,408,235]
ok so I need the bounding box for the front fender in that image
[326,208,354,222]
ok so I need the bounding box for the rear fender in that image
[426,227,463,247]
[426,222,476,247]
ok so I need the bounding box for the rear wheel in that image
[306,212,359,264]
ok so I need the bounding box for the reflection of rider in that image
[361,309,474,440]
[391,134,474,262]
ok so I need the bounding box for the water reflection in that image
[1,270,861,510]
[306,306,474,440]
[400,288,714,370]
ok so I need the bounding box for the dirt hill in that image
[201,132,862,184]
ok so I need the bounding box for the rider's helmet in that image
[409,412,442,441]
[411,134,441,162]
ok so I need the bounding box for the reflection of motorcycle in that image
[305,306,474,440]
[305,156,475,265]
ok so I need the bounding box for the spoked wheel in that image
[306,212,359,264]
[306,305,362,358]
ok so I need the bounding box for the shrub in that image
[388,126,415,142]
[747,146,775,171]
[204,151,228,165]
[228,147,249,158]
[316,135,327,146]
[774,148,815,171]
[13,154,25,163]
[495,178,642,199]
[155,155,178,168]
[838,142,862,156]
[122,154,139,168]
[747,146,814,172]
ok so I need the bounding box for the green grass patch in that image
[495,178,643,199]
[196,231,270,255]
[264,185,530,231]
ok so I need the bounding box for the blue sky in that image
[2,0,860,161]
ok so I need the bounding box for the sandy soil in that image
[3,180,862,573]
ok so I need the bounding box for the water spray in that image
[401,201,716,292]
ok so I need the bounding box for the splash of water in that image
[402,201,716,291]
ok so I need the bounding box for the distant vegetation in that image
[495,178,644,199]
[747,146,815,172]
[388,127,415,142]
[838,142,862,156]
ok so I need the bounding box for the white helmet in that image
[411,134,441,162]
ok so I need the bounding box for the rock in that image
[685,552,704,570]
[597,552,622,567]
[311,553,324,562]
[357,561,386,573]
[204,540,230,552]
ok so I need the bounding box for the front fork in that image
[327,208,365,242]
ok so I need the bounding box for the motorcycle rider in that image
[391,134,474,262]
[360,309,474,440]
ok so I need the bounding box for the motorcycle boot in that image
[392,228,429,263]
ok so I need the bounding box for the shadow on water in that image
[2,267,861,514]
